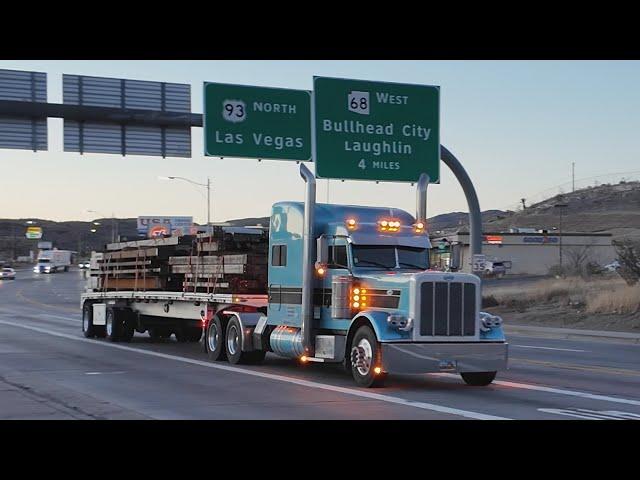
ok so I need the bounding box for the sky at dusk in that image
[1,60,639,224]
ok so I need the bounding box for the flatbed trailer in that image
[81,290,268,343]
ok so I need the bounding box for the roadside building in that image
[430,231,616,275]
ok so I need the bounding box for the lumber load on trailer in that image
[90,226,269,294]
[173,226,269,294]
[95,235,196,292]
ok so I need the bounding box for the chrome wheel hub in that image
[207,322,219,352]
[227,325,239,355]
[351,338,373,376]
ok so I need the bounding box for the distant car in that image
[484,260,512,278]
[78,262,91,269]
[0,267,16,280]
[604,260,620,272]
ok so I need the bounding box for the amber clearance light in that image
[379,219,400,232]
[350,287,368,309]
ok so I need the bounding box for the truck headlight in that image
[479,311,503,332]
[387,314,413,332]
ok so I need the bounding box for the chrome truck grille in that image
[411,274,480,340]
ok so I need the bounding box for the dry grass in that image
[487,275,637,314]
[586,286,640,314]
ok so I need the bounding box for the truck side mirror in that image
[316,236,329,264]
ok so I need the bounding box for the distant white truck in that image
[484,260,512,278]
[33,250,73,274]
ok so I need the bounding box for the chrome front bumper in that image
[381,342,508,374]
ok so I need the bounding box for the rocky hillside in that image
[484,181,640,240]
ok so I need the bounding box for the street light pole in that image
[86,210,116,243]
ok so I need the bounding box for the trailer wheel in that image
[105,308,122,342]
[82,303,95,338]
[460,371,497,386]
[349,325,387,388]
[225,317,264,365]
[205,316,227,361]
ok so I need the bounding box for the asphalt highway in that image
[1,269,639,420]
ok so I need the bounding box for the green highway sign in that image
[203,82,311,161]
[313,77,440,183]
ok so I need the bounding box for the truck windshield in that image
[38,259,50,263]
[352,245,429,270]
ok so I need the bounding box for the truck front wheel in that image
[460,371,497,386]
[349,325,387,388]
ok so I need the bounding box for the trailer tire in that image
[460,371,497,386]
[225,317,257,365]
[205,316,227,361]
[105,308,123,342]
[82,303,95,338]
[349,325,387,388]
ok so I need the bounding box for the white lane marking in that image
[513,345,587,353]
[0,319,509,421]
[85,371,126,375]
[432,373,640,406]
[538,408,640,420]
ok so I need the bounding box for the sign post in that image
[313,76,440,183]
[203,83,311,161]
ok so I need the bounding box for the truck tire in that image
[105,308,123,342]
[460,371,497,386]
[82,302,95,338]
[205,316,227,361]
[224,317,264,365]
[64,266,69,272]
[349,325,387,388]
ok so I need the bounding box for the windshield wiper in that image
[356,260,394,269]
[399,262,427,270]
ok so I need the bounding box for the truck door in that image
[320,237,350,319]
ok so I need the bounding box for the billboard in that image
[25,226,43,239]
[137,216,193,238]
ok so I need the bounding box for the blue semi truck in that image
[81,165,508,387]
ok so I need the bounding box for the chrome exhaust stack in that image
[299,163,316,355]
[416,173,430,224]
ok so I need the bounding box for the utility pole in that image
[572,162,575,192]
[520,198,526,210]
[554,202,568,276]
[207,176,211,233]
[159,176,212,234]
